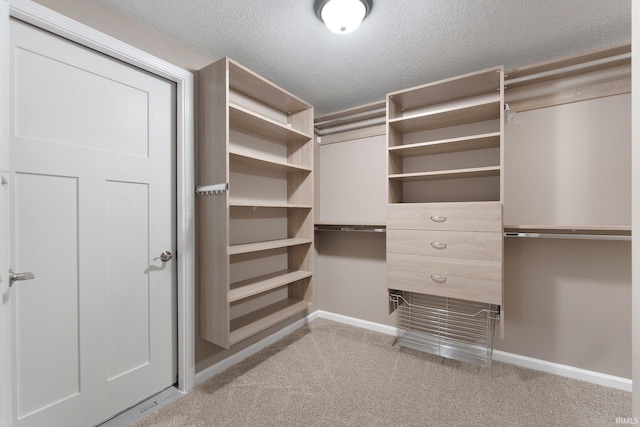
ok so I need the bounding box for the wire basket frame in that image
[390,292,499,367]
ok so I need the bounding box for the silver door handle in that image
[9,269,35,287]
[154,251,173,262]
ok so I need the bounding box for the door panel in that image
[10,18,176,427]
[15,173,79,418]
[106,181,151,380]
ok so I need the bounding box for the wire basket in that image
[390,291,499,367]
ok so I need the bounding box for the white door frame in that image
[0,0,196,424]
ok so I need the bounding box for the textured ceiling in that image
[98,0,631,116]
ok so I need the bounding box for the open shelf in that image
[229,103,312,144]
[228,238,312,255]
[199,57,314,349]
[229,150,312,173]
[389,132,501,157]
[229,201,312,209]
[229,269,313,303]
[228,60,310,115]
[388,67,502,114]
[229,299,310,346]
[388,99,501,133]
[389,166,501,182]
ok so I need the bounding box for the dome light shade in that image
[314,0,372,34]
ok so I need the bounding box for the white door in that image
[9,18,177,427]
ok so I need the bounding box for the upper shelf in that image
[387,66,502,113]
[388,99,501,134]
[229,103,312,144]
[388,132,501,157]
[228,59,311,115]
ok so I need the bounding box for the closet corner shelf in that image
[503,225,631,241]
[229,103,312,143]
[314,224,386,233]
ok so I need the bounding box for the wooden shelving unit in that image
[198,57,314,349]
[387,67,504,204]
[386,67,506,355]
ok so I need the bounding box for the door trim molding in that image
[1,2,196,424]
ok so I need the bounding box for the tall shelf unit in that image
[386,66,505,366]
[198,57,314,349]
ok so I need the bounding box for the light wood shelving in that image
[198,57,314,348]
[386,66,506,344]
[387,67,504,204]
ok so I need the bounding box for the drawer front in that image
[387,230,502,261]
[387,202,502,232]
[387,253,502,305]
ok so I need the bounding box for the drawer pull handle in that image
[431,242,447,249]
[431,275,447,283]
[430,216,446,222]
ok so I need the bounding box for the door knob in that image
[9,269,35,287]
[154,251,173,262]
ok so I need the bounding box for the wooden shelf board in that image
[229,269,313,303]
[388,99,501,133]
[229,103,312,143]
[230,299,310,346]
[388,132,501,157]
[228,59,311,114]
[388,66,502,112]
[504,224,631,236]
[229,150,312,173]
[229,201,312,209]
[389,166,501,182]
[228,238,312,255]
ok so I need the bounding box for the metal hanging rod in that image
[504,53,631,86]
[504,232,630,242]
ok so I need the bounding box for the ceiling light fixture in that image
[314,0,372,35]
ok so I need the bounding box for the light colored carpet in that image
[133,319,631,426]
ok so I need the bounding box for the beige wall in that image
[316,93,632,378]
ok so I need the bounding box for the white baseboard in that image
[492,350,632,392]
[195,309,632,392]
[315,310,632,392]
[314,310,397,336]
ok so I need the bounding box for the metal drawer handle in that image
[431,242,447,249]
[430,216,446,222]
[431,275,447,283]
